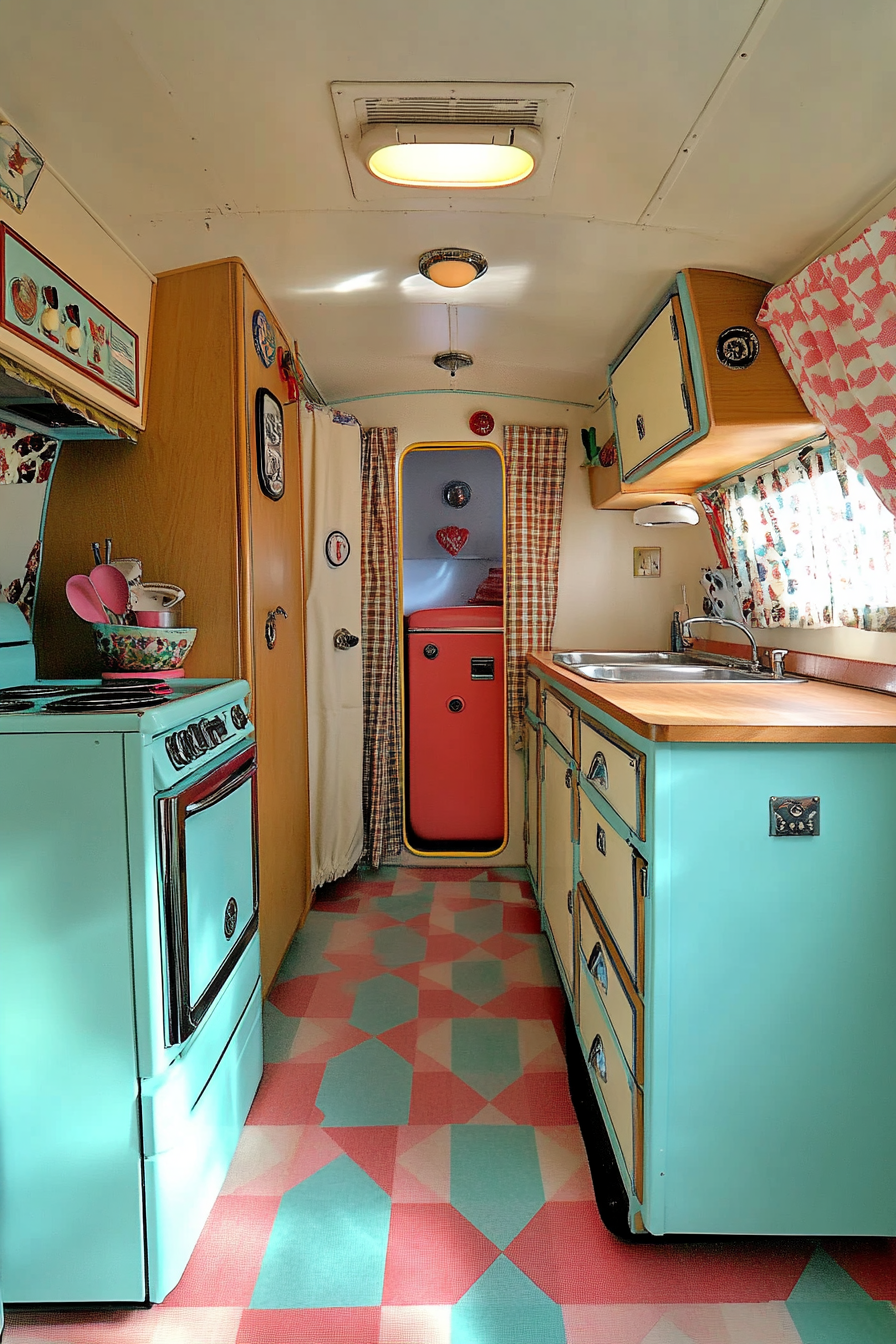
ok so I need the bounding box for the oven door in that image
[157,744,258,1046]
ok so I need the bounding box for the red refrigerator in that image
[406,607,505,842]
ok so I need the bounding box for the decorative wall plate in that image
[252,309,276,368]
[325,530,350,566]
[255,387,284,500]
[716,326,760,369]
[469,410,494,437]
[0,122,44,213]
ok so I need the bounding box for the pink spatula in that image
[89,564,130,620]
[66,574,112,624]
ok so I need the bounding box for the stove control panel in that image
[164,713,231,769]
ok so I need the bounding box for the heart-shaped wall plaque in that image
[436,526,469,557]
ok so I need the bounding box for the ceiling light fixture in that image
[361,124,540,189]
[633,502,700,527]
[419,248,488,289]
[433,351,473,378]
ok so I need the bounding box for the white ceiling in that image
[4,0,896,405]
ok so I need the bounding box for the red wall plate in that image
[469,411,494,437]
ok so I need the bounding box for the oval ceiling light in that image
[419,248,488,289]
[361,124,541,190]
[633,502,700,527]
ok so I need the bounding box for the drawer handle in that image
[587,942,609,995]
[564,767,573,790]
[596,823,607,855]
[567,888,574,913]
[588,751,609,791]
[588,1033,608,1083]
[636,414,645,441]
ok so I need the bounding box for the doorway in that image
[398,442,507,857]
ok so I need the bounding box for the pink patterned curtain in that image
[360,427,403,866]
[504,425,567,748]
[757,206,896,516]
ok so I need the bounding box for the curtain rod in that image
[700,433,831,492]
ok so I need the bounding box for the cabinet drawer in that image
[577,968,643,1199]
[578,788,646,988]
[580,715,646,839]
[578,883,642,1081]
[526,673,541,717]
[544,686,576,757]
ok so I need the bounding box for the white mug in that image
[111,558,142,589]
[131,582,185,611]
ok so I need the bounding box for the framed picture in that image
[255,387,284,500]
[633,546,661,577]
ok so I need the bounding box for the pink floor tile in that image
[381,1204,499,1304]
[236,1308,381,1343]
[163,1196,281,1307]
[246,1062,326,1125]
[326,1126,399,1194]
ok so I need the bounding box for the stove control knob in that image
[176,729,198,763]
[231,704,248,730]
[204,715,228,746]
[165,734,189,768]
[188,722,209,755]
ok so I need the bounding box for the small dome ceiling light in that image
[361,124,541,190]
[433,351,474,378]
[633,502,700,527]
[419,248,488,289]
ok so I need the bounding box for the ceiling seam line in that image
[327,388,596,408]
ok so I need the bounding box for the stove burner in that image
[43,693,169,713]
[0,699,35,713]
[0,684,79,699]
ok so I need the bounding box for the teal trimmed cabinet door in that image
[531,666,896,1238]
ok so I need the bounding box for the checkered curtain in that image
[504,425,568,748]
[360,427,403,866]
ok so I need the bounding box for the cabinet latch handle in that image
[596,823,607,855]
[265,606,288,649]
[567,888,574,913]
[588,1034,608,1083]
[636,414,645,441]
[564,767,573,790]
[588,751,608,791]
[587,942,609,994]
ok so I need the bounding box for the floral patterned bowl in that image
[92,623,197,672]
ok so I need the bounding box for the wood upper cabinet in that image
[594,268,821,508]
[36,258,311,991]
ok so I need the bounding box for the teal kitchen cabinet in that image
[527,662,896,1237]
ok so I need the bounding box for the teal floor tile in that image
[452,957,506,1006]
[787,1302,896,1343]
[261,1000,300,1062]
[452,1255,566,1344]
[450,1125,545,1249]
[276,911,346,979]
[373,924,427,966]
[789,1247,873,1302]
[455,902,504,943]
[251,1155,390,1308]
[452,1018,521,1100]
[316,1037,413,1124]
[351,972,418,1034]
[517,932,561,985]
[372,888,434,922]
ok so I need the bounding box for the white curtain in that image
[300,402,364,886]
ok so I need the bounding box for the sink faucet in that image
[681,617,761,672]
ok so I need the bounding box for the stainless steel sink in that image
[552,651,805,683]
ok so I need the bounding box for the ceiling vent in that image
[331,82,573,202]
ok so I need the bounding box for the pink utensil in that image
[90,564,130,619]
[66,574,111,624]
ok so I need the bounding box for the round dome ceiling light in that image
[633,502,701,527]
[419,248,488,289]
[433,350,474,378]
[361,124,541,190]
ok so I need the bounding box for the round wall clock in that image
[716,326,760,369]
[252,309,276,368]
[469,410,494,437]
[326,530,350,566]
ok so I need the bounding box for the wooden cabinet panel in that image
[580,715,646,839]
[526,672,541,716]
[578,787,645,988]
[612,297,692,479]
[578,883,642,1080]
[541,738,575,990]
[525,717,540,899]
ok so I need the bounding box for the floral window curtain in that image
[698,442,896,631]
[504,425,567,747]
[360,427,403,866]
[757,205,896,516]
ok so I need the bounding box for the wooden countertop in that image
[528,651,896,743]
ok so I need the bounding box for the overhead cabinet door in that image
[612,297,693,480]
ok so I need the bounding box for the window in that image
[699,442,896,631]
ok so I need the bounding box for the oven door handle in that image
[184,753,257,816]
